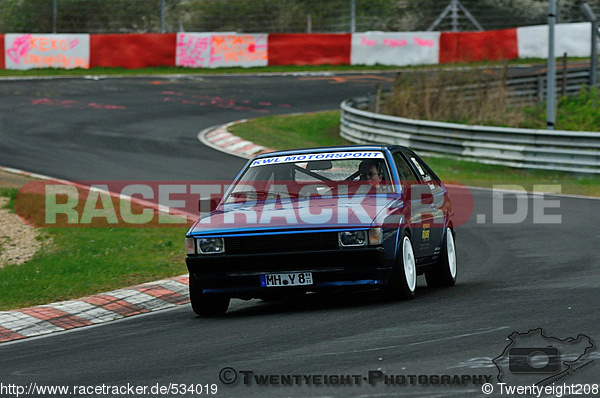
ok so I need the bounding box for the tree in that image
[0,0,54,33]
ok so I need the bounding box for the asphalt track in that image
[1,72,599,397]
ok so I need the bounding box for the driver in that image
[359,159,385,190]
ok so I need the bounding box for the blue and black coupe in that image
[185,145,457,316]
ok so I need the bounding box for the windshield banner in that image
[249,152,385,167]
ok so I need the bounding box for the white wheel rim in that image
[446,228,457,278]
[402,236,416,292]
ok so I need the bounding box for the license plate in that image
[260,272,313,287]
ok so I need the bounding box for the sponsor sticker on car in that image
[250,151,384,167]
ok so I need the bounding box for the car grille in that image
[225,232,338,255]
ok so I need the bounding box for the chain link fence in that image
[1,0,600,34]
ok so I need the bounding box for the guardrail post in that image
[581,3,598,88]
[374,83,382,113]
[562,53,568,97]
[592,19,598,88]
[537,75,545,103]
[160,0,166,33]
[52,0,58,33]
[547,0,557,130]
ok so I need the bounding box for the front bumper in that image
[186,247,391,297]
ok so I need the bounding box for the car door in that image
[404,152,445,257]
[392,151,433,258]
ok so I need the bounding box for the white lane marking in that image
[363,326,510,351]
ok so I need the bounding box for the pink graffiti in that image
[161,92,289,114]
[6,34,33,64]
[413,37,434,47]
[22,54,88,69]
[211,35,266,63]
[31,98,125,110]
[248,35,267,53]
[360,36,434,48]
[87,103,126,110]
[208,37,223,64]
[361,36,377,46]
[177,33,267,67]
[161,91,184,96]
[383,38,408,47]
[29,37,80,52]
[177,34,210,67]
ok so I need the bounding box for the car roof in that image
[252,144,410,159]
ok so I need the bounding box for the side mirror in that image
[198,197,220,213]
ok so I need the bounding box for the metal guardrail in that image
[378,66,592,106]
[340,97,600,174]
[505,67,591,103]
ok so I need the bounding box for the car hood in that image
[188,195,402,236]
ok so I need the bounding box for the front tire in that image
[189,275,230,316]
[425,227,457,288]
[381,232,417,301]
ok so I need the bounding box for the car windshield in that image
[225,150,395,203]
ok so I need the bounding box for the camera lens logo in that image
[508,347,560,373]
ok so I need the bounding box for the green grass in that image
[517,87,600,131]
[423,156,600,197]
[230,110,350,149]
[0,189,188,310]
[0,226,188,310]
[0,188,17,211]
[229,110,600,197]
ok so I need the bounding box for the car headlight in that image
[339,231,367,247]
[198,237,225,254]
[339,228,382,247]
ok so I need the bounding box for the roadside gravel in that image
[0,170,50,268]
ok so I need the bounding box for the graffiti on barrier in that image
[351,32,440,66]
[176,33,268,68]
[5,33,90,70]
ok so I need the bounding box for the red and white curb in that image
[198,121,274,159]
[0,275,189,343]
[0,123,267,344]
[0,166,198,344]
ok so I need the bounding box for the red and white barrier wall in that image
[0,23,593,70]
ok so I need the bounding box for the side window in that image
[393,152,418,182]
[409,156,432,182]
[408,154,444,195]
